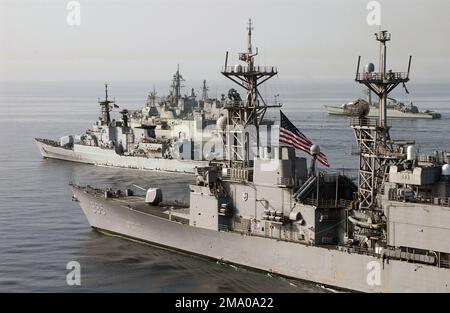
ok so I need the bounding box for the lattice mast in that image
[98,83,115,125]
[352,31,412,210]
[221,19,279,166]
[147,85,157,107]
[171,65,185,106]
[201,80,209,101]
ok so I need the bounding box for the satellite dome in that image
[442,164,450,176]
[234,64,242,73]
[310,144,320,156]
[364,63,375,73]
[216,115,227,130]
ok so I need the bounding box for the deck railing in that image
[356,72,408,82]
[305,198,351,209]
[389,191,450,207]
[222,66,278,74]
[350,117,378,127]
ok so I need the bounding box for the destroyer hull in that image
[35,139,207,173]
[325,105,440,119]
[73,187,450,293]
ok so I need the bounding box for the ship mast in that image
[171,64,185,107]
[146,85,157,108]
[201,80,209,101]
[352,31,412,210]
[221,19,279,167]
[98,82,115,125]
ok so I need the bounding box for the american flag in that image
[279,111,330,167]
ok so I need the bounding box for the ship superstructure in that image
[72,26,450,292]
[349,30,450,260]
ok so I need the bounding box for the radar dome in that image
[234,64,242,73]
[442,164,450,176]
[364,63,375,73]
[344,98,370,117]
[310,145,320,156]
[216,115,227,130]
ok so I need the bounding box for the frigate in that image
[35,69,227,173]
[325,89,442,119]
[72,25,450,292]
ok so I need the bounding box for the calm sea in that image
[0,81,448,292]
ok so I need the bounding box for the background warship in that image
[325,88,442,119]
[35,69,227,173]
[72,25,450,292]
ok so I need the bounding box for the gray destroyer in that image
[72,26,450,292]
[35,70,226,173]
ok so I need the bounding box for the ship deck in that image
[76,185,190,224]
[35,138,72,149]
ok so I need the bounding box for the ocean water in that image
[0,81,448,292]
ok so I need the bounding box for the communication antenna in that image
[352,31,412,210]
[221,19,280,166]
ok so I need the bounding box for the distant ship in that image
[325,89,441,119]
[72,26,450,292]
[35,69,227,173]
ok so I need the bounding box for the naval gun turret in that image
[69,25,450,293]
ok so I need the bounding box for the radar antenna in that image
[221,19,280,167]
[201,80,209,101]
[98,82,115,125]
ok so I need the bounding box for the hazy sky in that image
[1,0,449,83]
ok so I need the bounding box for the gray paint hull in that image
[73,187,450,293]
[35,139,207,173]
